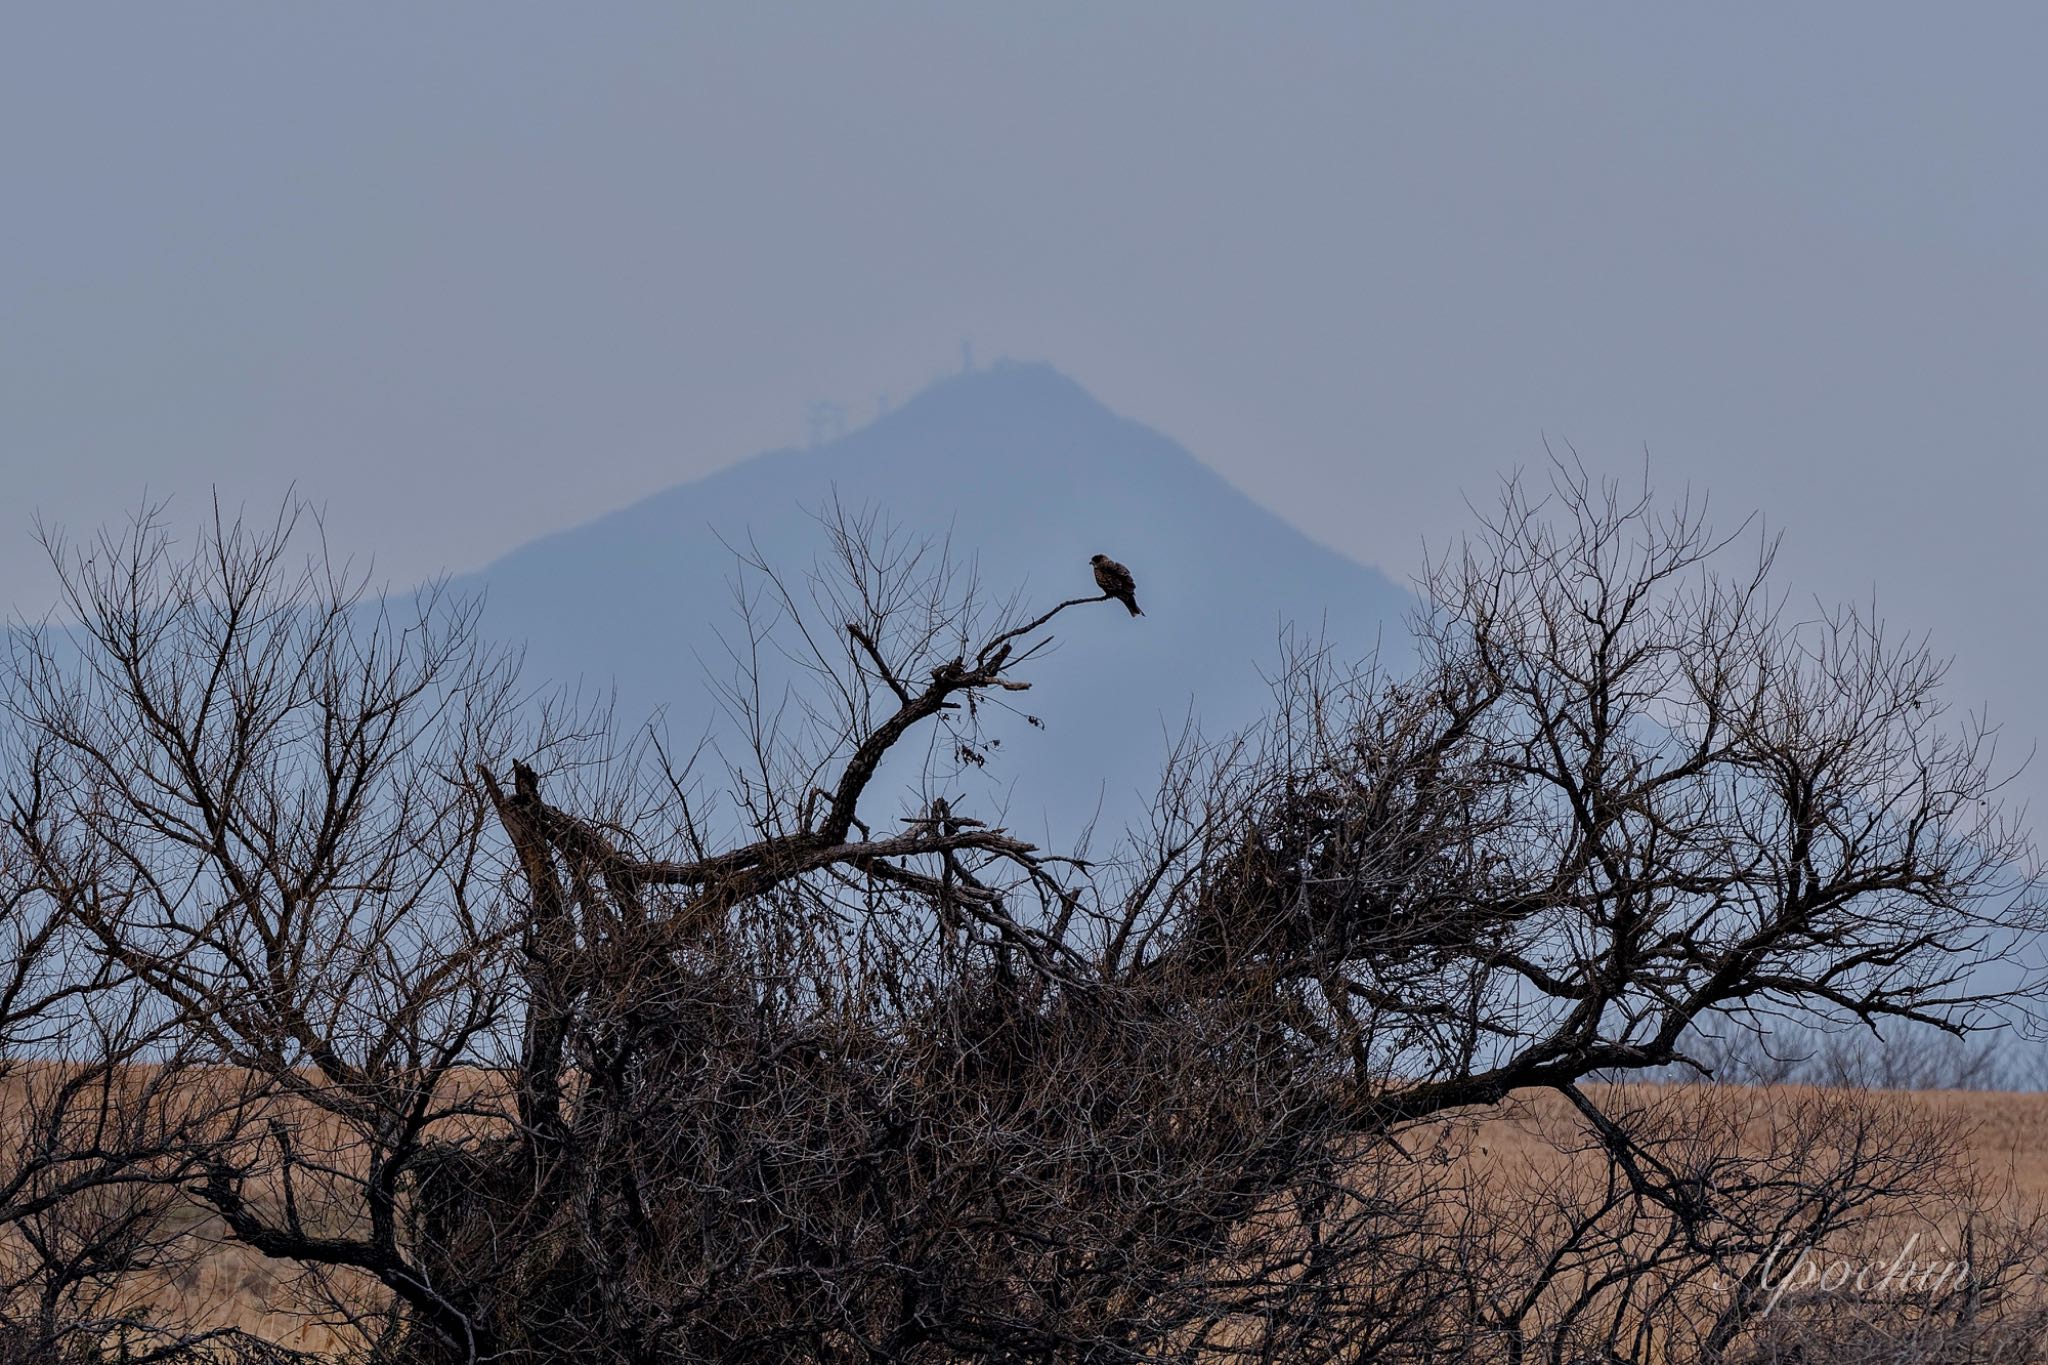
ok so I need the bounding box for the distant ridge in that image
[452,362,1412,839]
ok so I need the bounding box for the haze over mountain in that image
[454,363,1412,842]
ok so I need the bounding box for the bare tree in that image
[0,471,2039,1362]
[0,501,546,1359]
[1165,465,2038,1092]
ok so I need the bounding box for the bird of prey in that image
[1090,554,1143,616]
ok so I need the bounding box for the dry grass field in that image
[27,1081,2044,1359]
[1477,1085,2048,1200]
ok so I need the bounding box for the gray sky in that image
[4,4,2044,810]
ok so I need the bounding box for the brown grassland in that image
[15,1076,2046,1359]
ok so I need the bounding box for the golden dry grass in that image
[13,1075,2048,1357]
[1470,1085,2048,1188]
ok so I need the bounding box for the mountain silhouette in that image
[453,362,1411,843]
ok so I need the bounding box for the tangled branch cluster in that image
[0,475,2040,1362]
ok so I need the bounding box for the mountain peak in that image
[881,360,1107,429]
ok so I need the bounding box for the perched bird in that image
[1090,554,1143,616]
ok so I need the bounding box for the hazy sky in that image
[4,5,2044,806]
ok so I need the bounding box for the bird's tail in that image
[1127,600,1144,617]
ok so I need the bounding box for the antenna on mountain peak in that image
[805,399,847,448]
